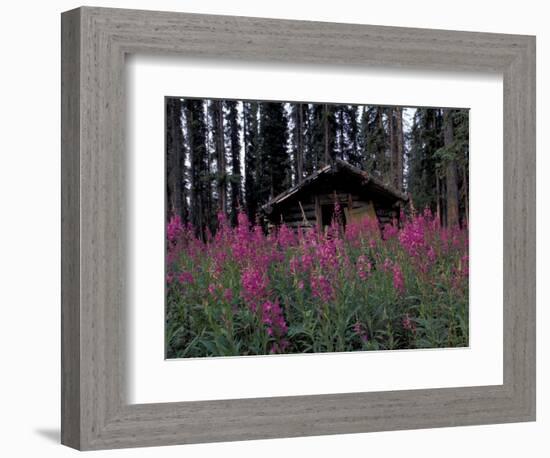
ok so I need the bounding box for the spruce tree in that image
[209,100,227,215]
[225,101,242,226]
[243,101,260,223]
[290,103,307,184]
[258,102,290,204]
[166,98,188,223]
[183,99,209,239]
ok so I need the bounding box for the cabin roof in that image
[261,159,408,214]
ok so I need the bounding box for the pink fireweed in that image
[382,257,393,272]
[261,300,288,336]
[345,215,379,247]
[223,288,233,303]
[399,214,426,257]
[177,271,194,284]
[382,222,399,240]
[402,313,416,332]
[356,255,372,280]
[289,256,300,276]
[310,273,334,302]
[167,214,184,243]
[241,267,269,312]
[392,264,405,295]
[166,208,468,357]
[276,224,296,248]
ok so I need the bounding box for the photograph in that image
[165,97,470,358]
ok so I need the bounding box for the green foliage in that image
[258,102,291,202]
[165,214,469,358]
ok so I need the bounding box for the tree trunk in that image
[395,107,404,191]
[324,103,330,164]
[296,104,304,183]
[216,101,226,214]
[388,108,395,185]
[338,107,345,160]
[444,110,460,227]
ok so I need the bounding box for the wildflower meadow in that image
[165,207,469,358]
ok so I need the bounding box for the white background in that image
[0,1,546,457]
[128,57,503,403]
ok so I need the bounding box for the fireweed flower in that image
[166,272,174,285]
[310,273,334,302]
[260,300,289,354]
[167,214,184,243]
[402,313,415,331]
[277,224,295,248]
[301,253,314,271]
[392,264,405,295]
[427,246,436,263]
[241,267,269,312]
[178,271,194,284]
[223,288,233,303]
[166,207,468,356]
[356,255,372,280]
[382,223,399,240]
[399,215,426,257]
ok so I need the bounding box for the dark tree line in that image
[166,98,469,238]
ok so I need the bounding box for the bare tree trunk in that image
[216,101,226,214]
[294,104,304,184]
[338,107,345,160]
[376,108,385,178]
[395,107,404,191]
[324,103,330,164]
[388,108,395,185]
[444,110,459,227]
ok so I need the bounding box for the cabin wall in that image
[265,178,403,231]
[270,193,393,230]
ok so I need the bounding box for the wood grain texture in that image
[60,7,81,449]
[61,6,536,450]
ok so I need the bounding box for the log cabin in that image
[261,159,408,232]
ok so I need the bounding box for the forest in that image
[165,98,470,358]
[166,98,469,236]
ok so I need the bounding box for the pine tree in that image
[362,106,388,180]
[323,103,337,164]
[243,101,260,223]
[258,102,290,205]
[395,107,404,191]
[166,98,188,223]
[290,103,306,184]
[183,99,209,239]
[346,105,360,167]
[225,101,242,226]
[407,108,444,217]
[388,107,404,191]
[209,100,226,215]
[305,104,325,174]
[451,109,470,225]
[443,109,459,226]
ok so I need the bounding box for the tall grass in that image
[166,207,469,358]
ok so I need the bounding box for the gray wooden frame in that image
[61,6,536,451]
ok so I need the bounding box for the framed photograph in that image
[61,6,536,450]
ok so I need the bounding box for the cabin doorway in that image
[321,203,346,228]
